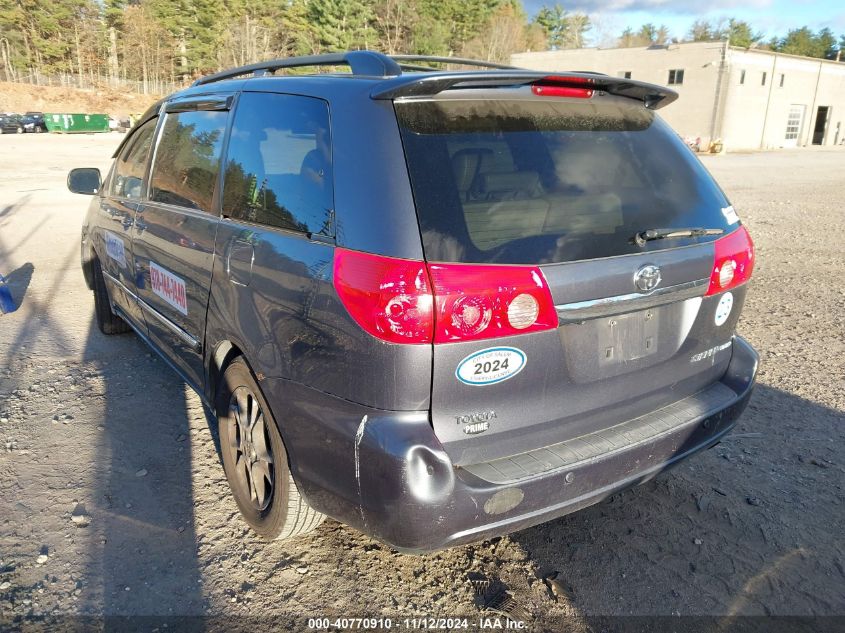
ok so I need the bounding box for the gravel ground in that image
[0,135,843,631]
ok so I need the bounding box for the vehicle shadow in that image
[78,315,209,628]
[509,383,845,626]
[0,262,34,313]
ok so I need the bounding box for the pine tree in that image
[533,4,567,49]
[307,0,376,51]
[689,19,715,42]
[723,19,761,48]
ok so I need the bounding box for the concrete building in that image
[513,41,845,151]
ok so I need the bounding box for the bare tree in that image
[461,5,532,63]
[219,14,274,68]
[373,0,417,54]
[563,13,590,48]
[121,4,175,93]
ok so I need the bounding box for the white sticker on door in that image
[149,261,188,316]
[456,347,526,386]
[714,292,734,326]
[104,231,126,267]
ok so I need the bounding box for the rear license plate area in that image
[598,308,659,366]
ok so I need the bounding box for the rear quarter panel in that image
[205,80,432,411]
[205,231,432,412]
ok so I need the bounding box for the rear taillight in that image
[428,263,558,343]
[532,75,594,99]
[706,225,755,296]
[333,249,433,344]
[333,249,558,344]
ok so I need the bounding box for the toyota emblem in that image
[634,265,662,293]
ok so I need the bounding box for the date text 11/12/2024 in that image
[307,617,527,630]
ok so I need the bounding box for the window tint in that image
[149,110,227,212]
[396,99,732,265]
[222,92,333,235]
[111,118,157,199]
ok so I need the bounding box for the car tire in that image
[92,256,131,335]
[217,357,325,541]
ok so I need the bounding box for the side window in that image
[222,92,334,235]
[149,110,227,212]
[111,118,157,199]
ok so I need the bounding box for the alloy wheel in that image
[227,387,275,511]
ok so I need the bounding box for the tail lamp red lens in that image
[427,263,558,342]
[706,225,755,296]
[333,249,558,345]
[332,249,433,344]
[532,75,594,99]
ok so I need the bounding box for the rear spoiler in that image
[370,71,678,110]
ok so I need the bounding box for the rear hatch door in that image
[396,92,750,466]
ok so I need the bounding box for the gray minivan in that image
[68,51,758,552]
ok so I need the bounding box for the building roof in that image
[514,40,845,70]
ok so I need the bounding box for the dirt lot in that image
[0,134,843,631]
[0,82,159,117]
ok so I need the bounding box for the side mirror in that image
[67,168,102,195]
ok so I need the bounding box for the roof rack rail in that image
[391,55,518,70]
[192,51,402,87]
[396,63,440,73]
[192,51,521,87]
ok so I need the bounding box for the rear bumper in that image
[267,336,758,553]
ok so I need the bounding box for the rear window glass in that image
[396,99,733,264]
[222,92,334,235]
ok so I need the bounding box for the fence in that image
[1,70,186,96]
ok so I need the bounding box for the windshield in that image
[395,98,733,265]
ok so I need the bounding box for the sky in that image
[522,0,845,46]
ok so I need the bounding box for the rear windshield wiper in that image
[633,227,724,247]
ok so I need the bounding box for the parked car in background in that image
[108,115,130,133]
[66,51,758,553]
[21,112,48,133]
[0,114,24,134]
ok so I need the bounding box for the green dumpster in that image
[44,113,110,133]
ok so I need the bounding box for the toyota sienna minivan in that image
[67,51,758,552]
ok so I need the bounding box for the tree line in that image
[0,0,842,92]
[630,17,844,59]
